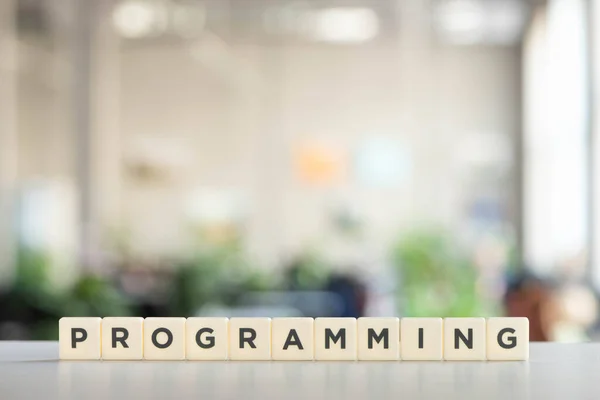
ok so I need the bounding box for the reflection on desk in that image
[0,342,596,399]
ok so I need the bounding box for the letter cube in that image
[143,318,186,360]
[186,317,229,360]
[271,318,314,360]
[57,315,531,363]
[443,318,486,360]
[400,318,443,360]
[229,318,271,360]
[314,318,357,360]
[102,317,143,360]
[59,317,102,360]
[486,317,529,360]
[357,317,400,360]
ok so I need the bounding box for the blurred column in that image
[70,0,122,273]
[90,0,122,271]
[0,0,17,288]
[71,0,97,271]
[592,0,600,289]
[523,0,590,278]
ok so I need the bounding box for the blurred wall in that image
[115,2,521,269]
[0,0,18,286]
[11,1,522,273]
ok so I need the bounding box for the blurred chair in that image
[323,273,367,318]
[504,273,553,341]
[198,291,344,318]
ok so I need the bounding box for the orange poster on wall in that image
[293,142,347,185]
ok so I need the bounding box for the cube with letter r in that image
[59,317,102,360]
[229,318,272,360]
[102,317,144,360]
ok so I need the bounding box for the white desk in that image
[0,342,595,399]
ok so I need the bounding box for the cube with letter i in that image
[400,318,443,360]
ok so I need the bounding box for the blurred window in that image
[523,0,590,279]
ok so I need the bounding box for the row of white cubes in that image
[59,317,529,361]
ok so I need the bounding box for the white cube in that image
[486,317,529,360]
[271,318,314,360]
[400,318,443,360]
[229,318,272,360]
[186,317,229,360]
[443,318,486,360]
[101,317,143,360]
[143,318,186,360]
[357,317,400,361]
[59,317,102,360]
[314,318,357,361]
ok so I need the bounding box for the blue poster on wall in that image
[354,137,411,188]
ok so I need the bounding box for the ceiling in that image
[13,0,532,47]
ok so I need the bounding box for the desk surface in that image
[0,342,597,399]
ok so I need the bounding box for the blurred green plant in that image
[166,241,275,316]
[391,229,486,317]
[284,250,331,290]
[66,276,133,317]
[3,247,133,340]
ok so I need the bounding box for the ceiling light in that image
[434,0,527,45]
[112,0,158,39]
[304,8,379,44]
[434,0,486,44]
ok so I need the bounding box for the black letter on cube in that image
[454,328,473,349]
[112,327,129,348]
[71,328,88,349]
[497,328,517,349]
[368,328,389,349]
[239,328,257,349]
[283,329,304,350]
[196,328,215,349]
[152,328,173,349]
[325,328,346,349]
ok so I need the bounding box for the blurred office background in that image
[0,0,598,342]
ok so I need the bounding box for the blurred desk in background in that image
[196,291,344,318]
[0,342,598,399]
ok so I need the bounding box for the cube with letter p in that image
[59,317,102,360]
